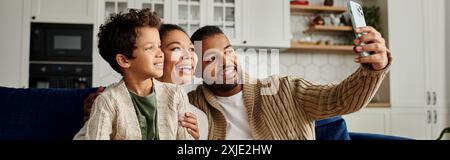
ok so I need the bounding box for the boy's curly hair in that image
[97,8,161,74]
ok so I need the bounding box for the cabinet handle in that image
[427,110,431,124]
[243,40,247,44]
[433,110,437,124]
[31,16,36,20]
[432,91,437,106]
[426,91,431,105]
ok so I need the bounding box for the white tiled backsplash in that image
[279,53,359,84]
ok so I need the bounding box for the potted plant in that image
[363,5,382,34]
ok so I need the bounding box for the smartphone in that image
[348,1,370,57]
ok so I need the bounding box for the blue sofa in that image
[0,86,410,140]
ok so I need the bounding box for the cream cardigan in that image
[74,79,193,140]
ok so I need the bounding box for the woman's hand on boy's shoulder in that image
[83,86,105,122]
[179,112,200,140]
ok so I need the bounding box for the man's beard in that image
[204,65,243,93]
[205,83,239,93]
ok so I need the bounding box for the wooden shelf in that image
[367,102,391,108]
[288,41,354,53]
[305,25,353,33]
[291,5,347,14]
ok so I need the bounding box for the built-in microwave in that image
[30,23,93,62]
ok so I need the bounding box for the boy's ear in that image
[116,54,131,69]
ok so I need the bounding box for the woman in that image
[157,24,208,140]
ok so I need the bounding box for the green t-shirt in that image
[129,88,159,140]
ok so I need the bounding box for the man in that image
[187,25,390,140]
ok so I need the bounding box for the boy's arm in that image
[75,95,115,140]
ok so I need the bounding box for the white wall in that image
[0,0,25,88]
[447,0,450,107]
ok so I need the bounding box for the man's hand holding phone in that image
[353,26,389,71]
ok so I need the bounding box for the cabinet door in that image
[240,0,290,48]
[173,0,203,36]
[343,108,391,135]
[135,0,171,22]
[426,0,447,108]
[388,0,428,108]
[0,0,25,88]
[432,108,450,140]
[206,0,241,44]
[391,108,432,140]
[102,0,131,22]
[31,0,94,23]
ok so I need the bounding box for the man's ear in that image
[116,54,131,69]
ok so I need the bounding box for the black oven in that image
[29,23,93,88]
[30,23,93,62]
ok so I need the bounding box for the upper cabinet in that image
[388,0,427,108]
[95,0,289,48]
[240,0,290,48]
[206,0,241,45]
[134,0,171,22]
[172,0,205,36]
[30,0,95,24]
[388,0,448,109]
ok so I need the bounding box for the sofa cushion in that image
[349,132,413,140]
[315,116,351,140]
[0,87,97,140]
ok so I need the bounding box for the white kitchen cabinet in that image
[135,0,171,22]
[240,0,290,48]
[30,0,95,24]
[343,108,391,135]
[432,108,450,140]
[172,0,205,36]
[390,108,432,140]
[206,0,241,44]
[388,0,449,140]
[388,0,427,108]
[0,0,27,88]
[390,108,448,140]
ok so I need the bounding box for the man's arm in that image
[295,26,391,120]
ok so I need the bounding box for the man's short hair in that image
[190,25,225,43]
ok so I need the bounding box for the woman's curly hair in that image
[97,8,161,74]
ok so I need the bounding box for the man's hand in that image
[353,26,389,71]
[83,86,105,122]
[179,112,200,140]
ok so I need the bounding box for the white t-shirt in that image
[216,92,253,140]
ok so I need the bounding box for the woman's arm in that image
[176,87,195,140]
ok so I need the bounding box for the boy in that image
[74,9,194,140]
